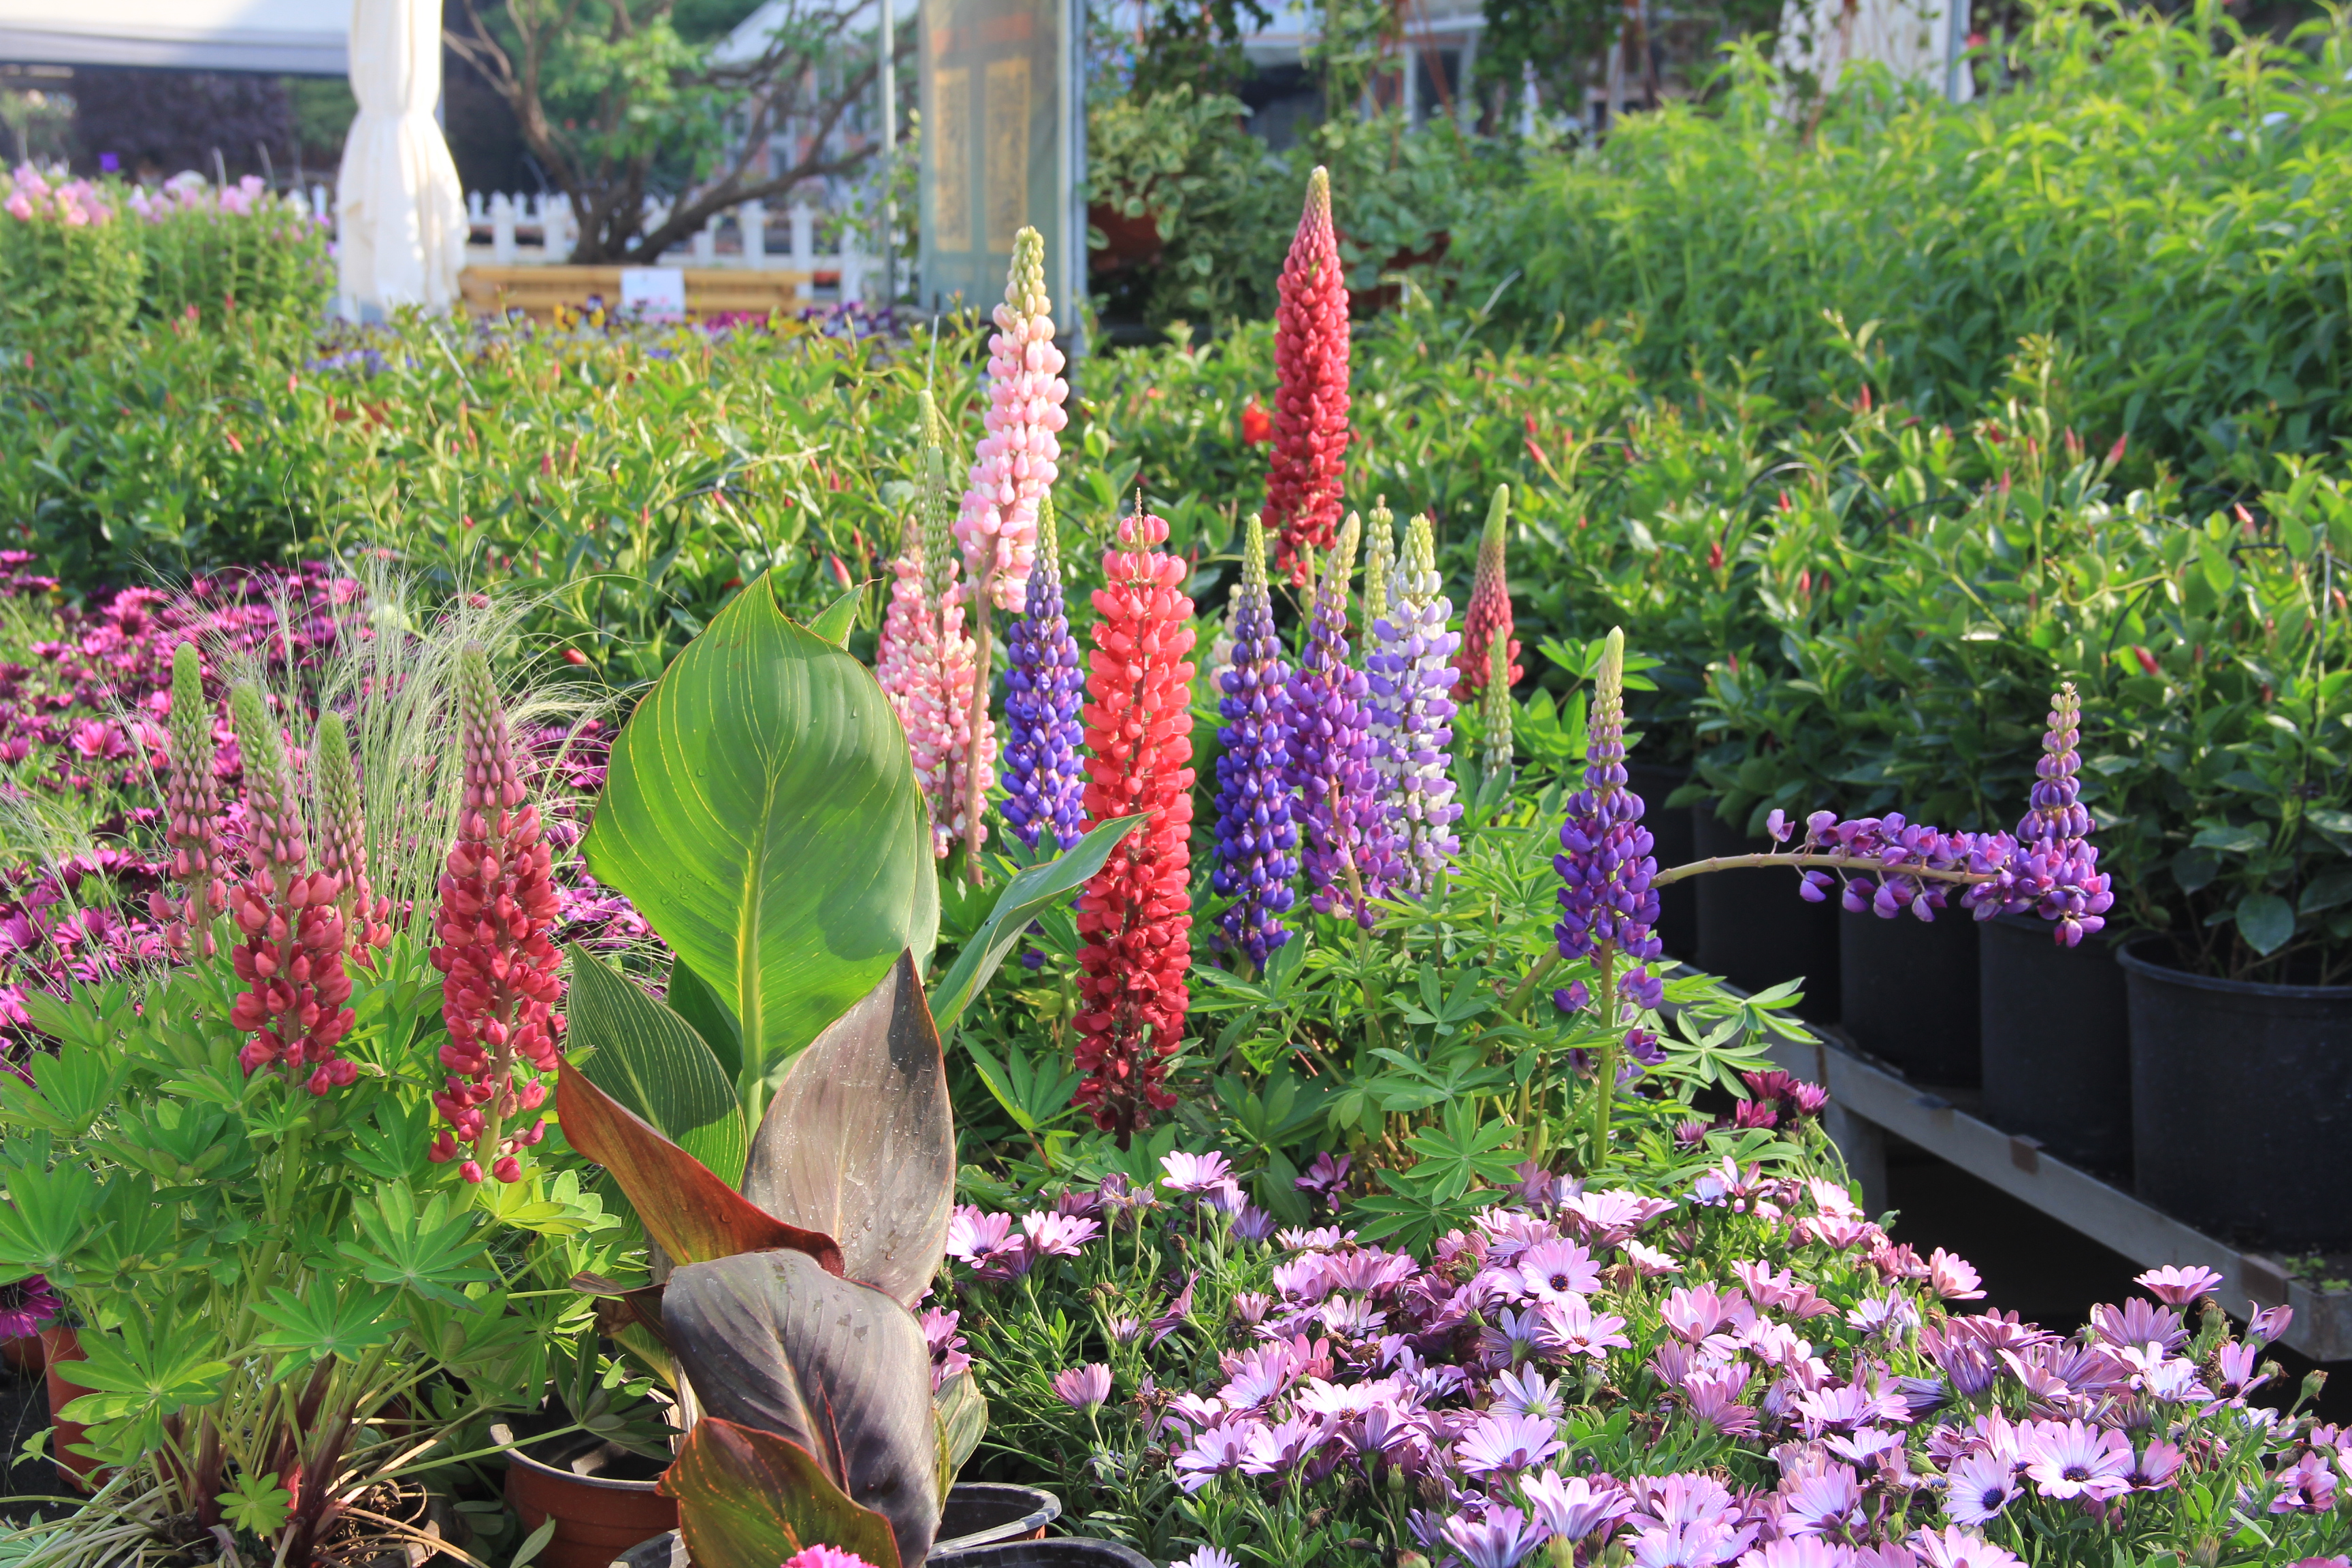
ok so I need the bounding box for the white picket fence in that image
[296,185,881,303]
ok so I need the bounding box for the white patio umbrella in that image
[334,0,468,315]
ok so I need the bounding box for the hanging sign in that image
[918,0,1083,343]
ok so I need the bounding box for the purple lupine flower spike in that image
[1367,513,1462,894]
[1000,491,1086,852]
[1554,627,1664,1015]
[2005,681,2112,946]
[1285,512,1391,924]
[1213,517,1299,970]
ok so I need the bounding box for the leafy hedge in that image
[1455,0,2352,492]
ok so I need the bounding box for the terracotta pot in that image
[500,1425,678,1568]
[2,1333,45,1374]
[42,1324,100,1490]
[1086,201,1163,275]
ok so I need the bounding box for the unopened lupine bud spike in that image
[1480,637,1514,786]
[1363,501,1395,631]
[1457,484,1522,696]
[161,640,226,958]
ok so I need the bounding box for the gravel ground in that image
[1,1350,77,1520]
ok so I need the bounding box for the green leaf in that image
[808,584,862,649]
[217,1471,293,1537]
[0,1045,122,1137]
[0,1161,101,1279]
[2300,868,2352,915]
[57,1314,233,1450]
[2234,892,2297,956]
[668,959,745,1085]
[338,1183,497,1309]
[932,1372,988,1501]
[568,944,749,1187]
[252,1284,407,1365]
[584,570,939,1118]
[928,815,1148,1033]
[661,1418,904,1568]
[2191,823,2267,855]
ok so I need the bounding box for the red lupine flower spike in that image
[1454,484,1522,695]
[226,683,357,1094]
[1073,507,1196,1143]
[151,640,226,959]
[1265,167,1351,585]
[428,645,564,1183]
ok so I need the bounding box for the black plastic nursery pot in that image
[2121,938,2352,1251]
[1840,908,1980,1086]
[1979,913,2130,1171]
[1690,806,1840,1022]
[1626,764,1697,962]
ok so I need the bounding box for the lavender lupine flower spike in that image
[1213,517,1300,970]
[1287,513,1395,924]
[1367,514,1463,894]
[1554,627,1664,1009]
[1000,492,1086,853]
[2004,682,2113,946]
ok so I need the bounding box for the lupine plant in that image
[1264,167,1352,583]
[1286,512,1392,924]
[1002,493,1088,855]
[1369,514,1465,895]
[0,597,620,1568]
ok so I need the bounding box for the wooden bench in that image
[458,265,819,323]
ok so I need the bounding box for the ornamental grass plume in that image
[150,640,225,960]
[1286,512,1395,923]
[1073,507,1196,1142]
[958,225,1069,612]
[313,711,393,962]
[427,647,561,1184]
[1367,514,1463,894]
[1212,518,1298,971]
[2004,682,2113,946]
[1265,167,1351,583]
[1454,485,1522,696]
[225,684,359,1094]
[1002,492,1086,853]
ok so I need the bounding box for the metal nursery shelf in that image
[1738,1015,2352,1363]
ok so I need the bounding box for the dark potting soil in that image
[0,1356,75,1518]
[1882,1136,2351,1422]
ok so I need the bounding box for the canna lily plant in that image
[553,570,1140,1567]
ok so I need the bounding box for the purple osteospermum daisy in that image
[1161,1150,1235,1194]
[2021,1418,2134,1501]
[1000,493,1086,852]
[1942,1449,2019,1526]
[0,1274,59,1339]
[1910,1526,2024,1568]
[1454,1410,1566,1476]
[2132,1264,2224,1306]
[1439,1505,1544,1568]
[1212,519,1299,970]
[1051,1362,1113,1411]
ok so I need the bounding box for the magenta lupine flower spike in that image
[313,711,393,961]
[1286,513,1395,923]
[1266,167,1351,584]
[150,640,225,959]
[427,647,563,1184]
[1002,491,1086,852]
[1554,628,1663,994]
[225,683,358,1094]
[909,392,993,858]
[1454,485,1522,696]
[1367,514,1463,893]
[2004,682,2112,946]
[1212,517,1299,970]
[958,226,1068,611]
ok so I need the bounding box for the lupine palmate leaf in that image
[663,1249,939,1567]
[659,1417,902,1568]
[582,570,938,1121]
[740,953,952,1307]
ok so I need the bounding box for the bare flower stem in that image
[964,592,992,885]
[1650,851,1998,889]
